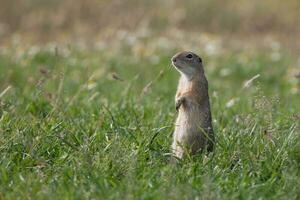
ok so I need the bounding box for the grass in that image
[0,39,300,199]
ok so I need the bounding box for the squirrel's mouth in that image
[172,61,183,69]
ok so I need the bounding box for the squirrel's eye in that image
[186,54,193,59]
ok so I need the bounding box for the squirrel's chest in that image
[176,77,201,98]
[176,84,194,100]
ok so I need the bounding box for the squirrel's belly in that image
[174,110,204,140]
[173,110,208,155]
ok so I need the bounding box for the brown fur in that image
[171,51,214,159]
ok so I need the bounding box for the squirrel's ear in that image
[198,57,202,63]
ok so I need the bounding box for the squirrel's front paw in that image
[175,97,186,111]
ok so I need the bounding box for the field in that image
[0,33,299,199]
[1,0,300,199]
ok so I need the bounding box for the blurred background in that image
[1,0,300,52]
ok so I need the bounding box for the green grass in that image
[0,43,299,199]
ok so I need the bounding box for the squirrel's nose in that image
[172,57,177,62]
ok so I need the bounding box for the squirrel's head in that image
[171,51,203,79]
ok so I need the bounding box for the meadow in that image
[0,31,299,199]
[1,0,300,199]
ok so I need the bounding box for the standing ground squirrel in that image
[171,51,214,159]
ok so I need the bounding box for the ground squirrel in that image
[171,51,214,159]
